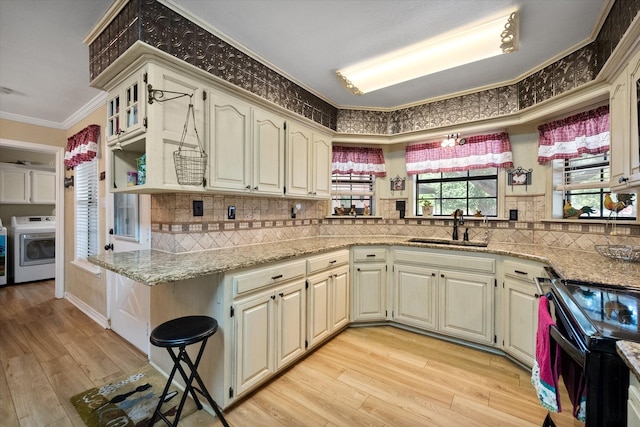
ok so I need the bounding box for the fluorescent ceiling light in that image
[337,11,519,95]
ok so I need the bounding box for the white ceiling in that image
[0,0,609,129]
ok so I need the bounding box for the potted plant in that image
[421,200,433,216]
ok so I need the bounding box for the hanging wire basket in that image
[174,149,207,186]
[174,102,207,186]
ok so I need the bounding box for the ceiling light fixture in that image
[337,11,519,95]
[441,134,458,148]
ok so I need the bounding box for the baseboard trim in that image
[65,292,109,329]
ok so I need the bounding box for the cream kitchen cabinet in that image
[306,250,350,349]
[393,263,438,330]
[105,69,146,144]
[0,163,55,204]
[501,257,547,367]
[107,62,206,192]
[206,89,285,195]
[231,259,307,398]
[286,122,331,198]
[234,277,306,397]
[392,248,496,346]
[352,247,388,322]
[610,47,640,190]
[438,269,495,345]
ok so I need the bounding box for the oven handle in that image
[549,324,585,368]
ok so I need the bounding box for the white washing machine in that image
[0,219,6,286]
[8,216,56,284]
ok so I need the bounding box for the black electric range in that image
[538,272,640,426]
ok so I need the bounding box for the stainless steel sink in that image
[407,238,488,247]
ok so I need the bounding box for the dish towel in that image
[531,296,561,412]
[560,350,587,422]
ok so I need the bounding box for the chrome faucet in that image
[452,209,464,240]
[483,215,489,243]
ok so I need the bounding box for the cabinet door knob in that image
[245,185,251,190]
[431,273,436,277]
[104,243,114,251]
[271,295,276,300]
[279,292,284,298]
[254,186,259,191]
[440,274,445,278]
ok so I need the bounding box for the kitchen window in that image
[75,157,99,261]
[415,168,498,216]
[552,152,636,220]
[331,173,375,215]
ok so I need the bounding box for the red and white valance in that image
[332,146,387,177]
[537,105,609,164]
[405,132,513,175]
[65,124,100,169]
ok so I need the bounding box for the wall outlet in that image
[228,205,235,220]
[509,209,518,221]
[193,200,203,217]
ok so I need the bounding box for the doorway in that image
[0,138,64,297]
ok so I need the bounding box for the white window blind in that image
[75,158,99,260]
[553,152,610,191]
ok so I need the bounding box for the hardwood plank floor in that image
[0,280,584,426]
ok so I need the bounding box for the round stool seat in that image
[150,315,218,348]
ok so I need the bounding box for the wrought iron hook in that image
[147,84,193,104]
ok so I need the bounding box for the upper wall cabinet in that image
[0,163,55,204]
[107,62,207,193]
[105,70,147,144]
[610,48,640,190]
[206,89,285,196]
[286,122,331,198]
[103,56,330,198]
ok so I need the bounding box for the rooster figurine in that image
[604,193,635,215]
[563,200,596,219]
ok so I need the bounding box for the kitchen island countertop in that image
[89,236,640,287]
[617,340,640,381]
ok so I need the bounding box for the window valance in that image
[332,146,387,177]
[537,105,609,164]
[65,124,100,169]
[405,132,513,175]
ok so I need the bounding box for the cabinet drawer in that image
[307,250,350,274]
[233,260,306,295]
[352,247,387,262]
[503,259,546,282]
[393,249,495,274]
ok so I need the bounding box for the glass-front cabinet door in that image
[106,70,146,144]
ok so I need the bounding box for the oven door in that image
[20,232,55,267]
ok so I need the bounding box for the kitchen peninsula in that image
[90,237,640,411]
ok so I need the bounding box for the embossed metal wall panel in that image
[89,0,638,136]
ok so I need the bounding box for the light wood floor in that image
[1,280,584,426]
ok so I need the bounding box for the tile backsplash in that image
[151,194,639,253]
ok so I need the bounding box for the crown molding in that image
[0,92,107,130]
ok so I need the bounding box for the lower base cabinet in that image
[234,278,306,396]
[351,247,388,322]
[307,264,349,349]
[438,270,494,345]
[501,258,546,367]
[391,248,496,346]
[352,262,388,321]
[393,264,437,330]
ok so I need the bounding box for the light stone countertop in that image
[89,236,640,287]
[617,341,640,381]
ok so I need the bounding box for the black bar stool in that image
[148,315,230,426]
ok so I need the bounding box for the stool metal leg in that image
[148,337,230,426]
